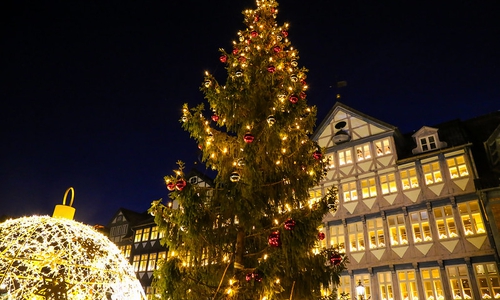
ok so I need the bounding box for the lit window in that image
[139,254,148,272]
[367,218,385,249]
[324,154,335,169]
[134,229,143,243]
[433,206,458,239]
[361,177,377,199]
[329,225,345,253]
[132,255,140,272]
[458,201,485,235]
[142,227,150,241]
[146,253,156,271]
[339,149,353,166]
[400,167,419,190]
[337,275,351,300]
[447,265,473,300]
[348,222,365,252]
[342,181,358,202]
[474,263,500,299]
[375,139,391,156]
[420,135,437,152]
[150,226,159,240]
[378,272,393,300]
[124,245,132,258]
[380,173,397,194]
[309,189,323,205]
[447,155,469,179]
[354,275,371,299]
[398,270,419,300]
[422,161,442,185]
[387,214,407,246]
[356,144,372,161]
[421,268,444,300]
[410,210,432,243]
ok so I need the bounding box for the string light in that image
[0,216,145,299]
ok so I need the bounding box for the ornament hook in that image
[62,187,75,207]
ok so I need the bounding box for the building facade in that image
[312,102,500,300]
[107,169,213,299]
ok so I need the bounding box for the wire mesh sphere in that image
[0,215,146,300]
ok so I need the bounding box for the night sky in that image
[2,0,499,225]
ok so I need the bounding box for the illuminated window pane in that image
[361,177,377,198]
[348,222,365,252]
[329,225,345,252]
[387,214,407,246]
[342,181,357,202]
[399,270,419,300]
[368,218,385,249]
[423,161,442,185]
[458,201,486,235]
[134,229,143,243]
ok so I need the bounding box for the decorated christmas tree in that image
[149,0,347,299]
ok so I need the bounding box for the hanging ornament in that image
[251,30,258,38]
[166,181,176,191]
[267,115,276,126]
[198,144,202,150]
[176,179,187,191]
[233,48,239,55]
[237,158,245,167]
[238,56,247,63]
[284,219,296,230]
[230,172,241,182]
[277,35,283,41]
[254,15,259,22]
[313,150,323,160]
[239,36,245,42]
[291,60,298,67]
[290,74,298,82]
[273,46,281,53]
[300,91,307,99]
[318,232,326,240]
[330,253,342,266]
[289,95,299,104]
[181,116,188,122]
[268,231,281,247]
[267,65,276,73]
[235,70,243,77]
[245,273,253,282]
[211,114,219,122]
[243,133,255,143]
[220,55,227,63]
[204,80,211,87]
[301,79,307,85]
[282,30,288,37]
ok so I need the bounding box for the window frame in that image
[420,135,438,152]
[367,218,385,249]
[361,177,377,199]
[398,269,420,300]
[329,225,345,253]
[447,155,469,179]
[422,161,443,185]
[421,267,444,300]
[356,143,372,161]
[348,221,365,252]
[375,138,392,156]
[387,214,408,246]
[380,172,397,194]
[342,181,358,202]
[458,200,486,236]
[474,262,500,299]
[339,149,353,166]
[409,210,432,243]
[447,264,473,300]
[400,167,419,190]
[433,205,459,239]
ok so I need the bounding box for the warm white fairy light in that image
[0,215,146,300]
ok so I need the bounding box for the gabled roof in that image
[107,207,149,227]
[312,102,398,141]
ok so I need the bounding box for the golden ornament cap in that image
[52,187,76,220]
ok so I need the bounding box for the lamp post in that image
[356,280,365,300]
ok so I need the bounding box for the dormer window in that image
[412,126,447,154]
[420,135,437,151]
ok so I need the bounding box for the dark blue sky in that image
[1,0,499,225]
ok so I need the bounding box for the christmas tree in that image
[149,0,347,299]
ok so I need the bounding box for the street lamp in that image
[356,280,366,300]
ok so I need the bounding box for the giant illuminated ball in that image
[0,189,146,300]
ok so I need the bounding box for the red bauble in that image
[166,181,176,191]
[243,133,255,143]
[289,95,299,104]
[251,31,258,38]
[220,55,227,63]
[176,179,187,191]
[253,272,262,282]
[268,231,281,247]
[300,91,307,99]
[273,46,281,53]
[267,65,276,73]
[330,253,342,266]
[284,219,296,230]
[232,48,239,55]
[313,150,322,160]
[211,115,219,122]
[318,232,326,240]
[238,56,246,63]
[245,273,253,281]
[301,79,307,85]
[282,30,288,37]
